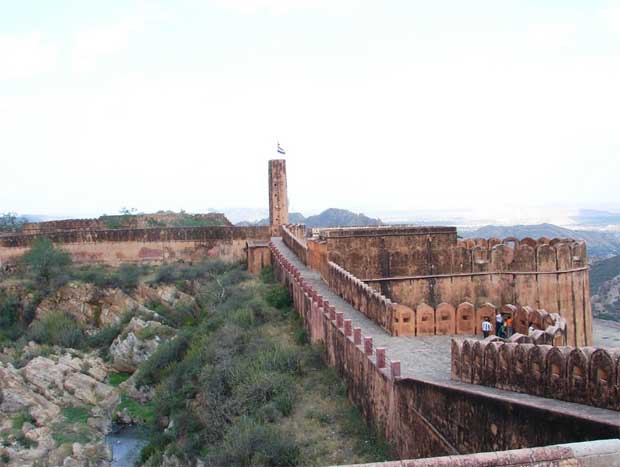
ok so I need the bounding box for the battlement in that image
[280,224,308,264]
[0,226,271,267]
[452,339,620,411]
[318,225,456,239]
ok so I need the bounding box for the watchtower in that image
[268,159,289,236]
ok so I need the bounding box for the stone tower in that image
[268,159,289,236]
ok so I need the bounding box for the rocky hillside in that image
[0,240,394,466]
[461,223,620,258]
[590,255,620,322]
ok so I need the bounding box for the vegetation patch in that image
[134,263,394,466]
[29,311,85,348]
[50,406,93,446]
[108,372,132,387]
[116,395,157,425]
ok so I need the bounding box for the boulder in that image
[109,317,171,372]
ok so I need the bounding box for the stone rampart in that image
[452,338,620,411]
[365,237,591,346]
[327,261,415,336]
[270,241,620,459]
[0,226,271,266]
[327,258,567,340]
[281,224,308,265]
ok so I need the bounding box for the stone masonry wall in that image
[361,237,591,347]
[452,338,620,411]
[320,226,457,281]
[0,226,271,266]
[270,241,620,459]
[327,257,567,341]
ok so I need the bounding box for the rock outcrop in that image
[36,282,145,329]
[0,351,116,466]
[109,317,173,372]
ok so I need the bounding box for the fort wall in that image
[319,226,457,281]
[270,241,620,459]
[452,339,620,411]
[325,247,568,341]
[281,224,308,265]
[0,226,270,266]
[315,228,591,346]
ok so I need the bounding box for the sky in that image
[1,0,619,219]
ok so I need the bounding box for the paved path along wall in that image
[271,236,620,459]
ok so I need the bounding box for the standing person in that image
[482,317,492,338]
[495,312,503,336]
[505,315,514,337]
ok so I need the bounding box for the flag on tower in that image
[277,142,286,155]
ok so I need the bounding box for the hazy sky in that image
[2,0,619,218]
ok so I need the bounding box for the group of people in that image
[481,312,538,338]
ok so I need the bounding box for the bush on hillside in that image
[29,311,85,348]
[0,292,23,342]
[134,332,191,387]
[265,285,291,309]
[22,237,71,290]
[205,417,300,467]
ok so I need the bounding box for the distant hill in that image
[235,208,382,228]
[304,208,382,228]
[461,223,620,257]
[571,209,620,226]
[590,255,620,322]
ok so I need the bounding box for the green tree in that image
[22,237,71,289]
[0,212,26,233]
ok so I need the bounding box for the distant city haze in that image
[2,1,619,218]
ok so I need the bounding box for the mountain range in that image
[461,223,620,258]
[236,208,382,228]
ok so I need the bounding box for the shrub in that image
[22,237,71,290]
[234,372,296,416]
[153,264,179,284]
[134,333,190,387]
[231,307,255,329]
[87,322,123,349]
[115,264,140,291]
[265,285,291,310]
[293,328,309,345]
[29,311,85,348]
[206,417,300,467]
[259,266,275,284]
[0,292,23,342]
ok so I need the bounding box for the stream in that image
[105,424,149,467]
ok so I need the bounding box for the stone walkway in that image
[273,237,620,425]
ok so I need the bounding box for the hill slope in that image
[461,223,620,257]
[590,255,620,322]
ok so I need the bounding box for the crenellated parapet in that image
[280,224,308,265]
[328,260,414,336]
[364,236,591,347]
[452,338,620,410]
[451,237,588,273]
[326,258,568,341]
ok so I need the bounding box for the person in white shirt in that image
[495,312,503,336]
[482,317,492,338]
